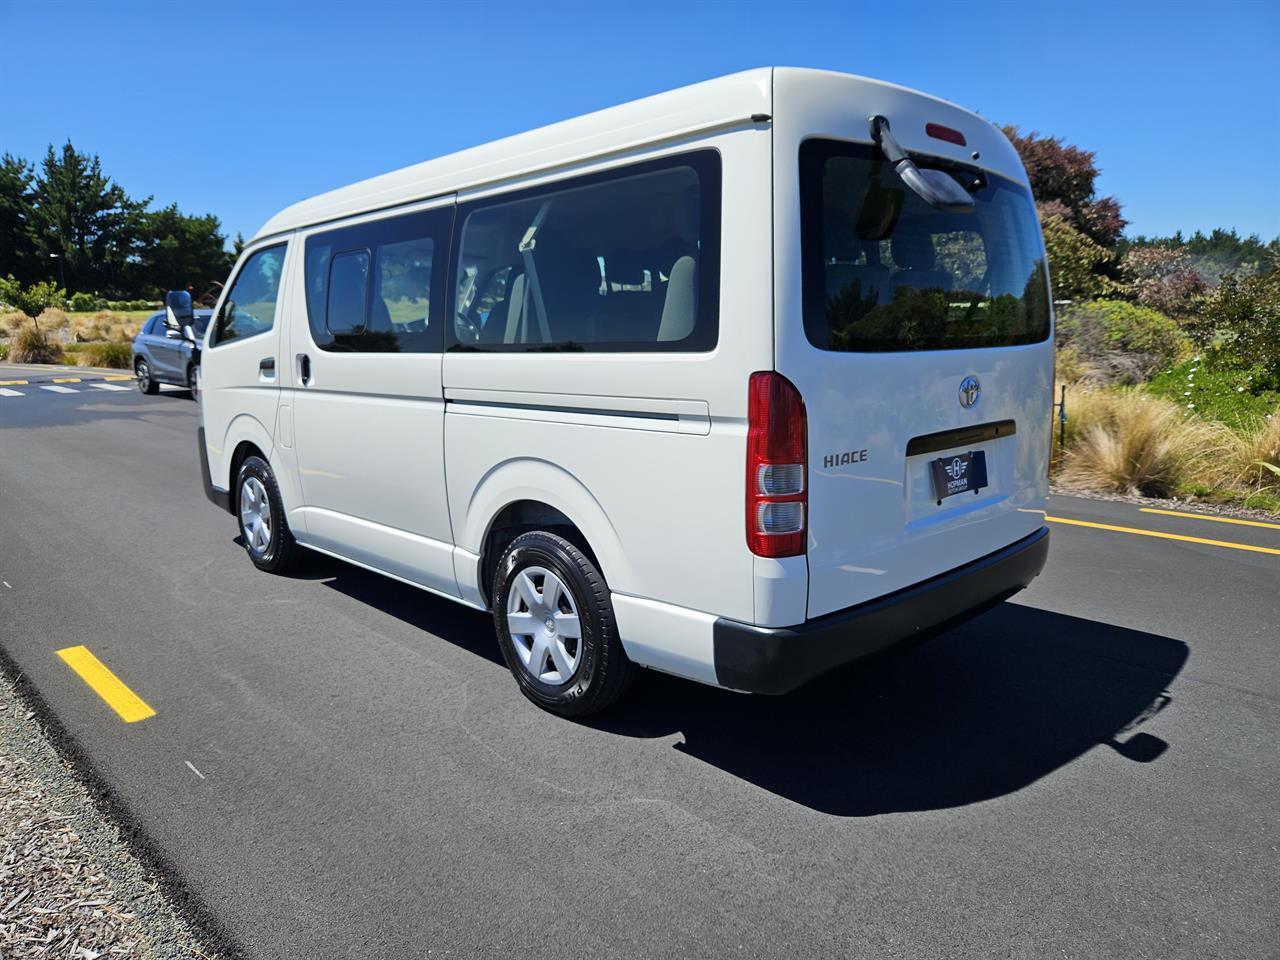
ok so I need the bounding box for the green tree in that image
[0,275,67,318]
[28,141,149,296]
[132,204,232,298]
[0,154,37,283]
[1039,207,1119,301]
[1002,127,1126,247]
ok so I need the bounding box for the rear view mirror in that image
[870,116,974,215]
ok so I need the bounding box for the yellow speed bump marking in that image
[1045,515,1280,556]
[104,375,133,381]
[56,645,156,723]
[1139,507,1280,532]
[52,377,82,383]
[0,379,29,386]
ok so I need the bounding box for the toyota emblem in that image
[959,376,980,408]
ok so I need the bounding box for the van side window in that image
[450,150,720,353]
[304,208,450,353]
[211,244,287,346]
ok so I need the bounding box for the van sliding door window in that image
[304,207,451,353]
[211,244,287,346]
[799,139,1051,352]
[450,150,720,353]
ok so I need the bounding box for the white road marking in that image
[185,760,206,780]
[2,581,11,589]
[91,382,132,392]
[40,385,79,394]
[0,388,24,397]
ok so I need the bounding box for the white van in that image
[196,68,1052,715]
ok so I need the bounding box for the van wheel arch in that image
[479,500,601,609]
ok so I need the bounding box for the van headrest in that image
[890,231,937,271]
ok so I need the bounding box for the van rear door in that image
[782,138,1053,619]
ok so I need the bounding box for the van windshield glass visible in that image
[801,139,1050,352]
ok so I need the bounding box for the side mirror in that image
[165,290,195,339]
[870,116,975,214]
[165,327,181,339]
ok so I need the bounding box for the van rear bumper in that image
[712,526,1049,695]
[197,426,232,514]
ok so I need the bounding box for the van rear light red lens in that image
[926,122,966,146]
[746,372,806,558]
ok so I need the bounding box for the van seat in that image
[657,256,697,342]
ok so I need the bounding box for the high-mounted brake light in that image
[746,372,806,558]
[926,122,967,146]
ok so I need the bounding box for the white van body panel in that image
[256,71,772,238]
[198,67,1051,700]
[199,238,292,505]
[441,130,772,679]
[771,69,1052,619]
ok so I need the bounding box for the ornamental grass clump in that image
[9,322,64,364]
[1058,388,1229,497]
[1222,411,1280,490]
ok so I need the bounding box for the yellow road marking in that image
[1045,515,1280,556]
[52,377,82,383]
[0,379,29,386]
[56,646,156,723]
[103,375,132,381]
[1139,507,1280,532]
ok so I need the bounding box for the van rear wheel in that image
[236,455,299,573]
[492,531,634,716]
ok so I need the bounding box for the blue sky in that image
[1,0,1276,245]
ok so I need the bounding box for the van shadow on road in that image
[282,548,1188,818]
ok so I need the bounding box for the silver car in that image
[131,308,213,397]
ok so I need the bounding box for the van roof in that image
[254,67,1019,241]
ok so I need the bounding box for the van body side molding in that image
[444,388,711,435]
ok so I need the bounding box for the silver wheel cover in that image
[239,476,273,556]
[506,565,582,684]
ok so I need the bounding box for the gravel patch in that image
[1051,484,1280,522]
[0,669,224,959]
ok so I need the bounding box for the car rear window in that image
[800,139,1051,352]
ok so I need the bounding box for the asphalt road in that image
[1,367,1277,959]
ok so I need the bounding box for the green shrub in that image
[1186,267,1280,392]
[103,298,155,312]
[0,343,8,361]
[68,291,105,312]
[1056,299,1188,383]
[9,323,64,363]
[76,341,132,368]
[1150,359,1280,429]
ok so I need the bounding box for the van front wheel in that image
[492,531,634,716]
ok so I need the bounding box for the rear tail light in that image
[747,372,806,557]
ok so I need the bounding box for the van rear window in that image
[800,139,1050,352]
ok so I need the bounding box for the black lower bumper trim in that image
[197,426,232,514]
[714,526,1050,695]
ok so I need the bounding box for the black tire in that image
[186,363,198,401]
[235,455,299,573]
[492,530,634,716]
[135,357,158,395]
